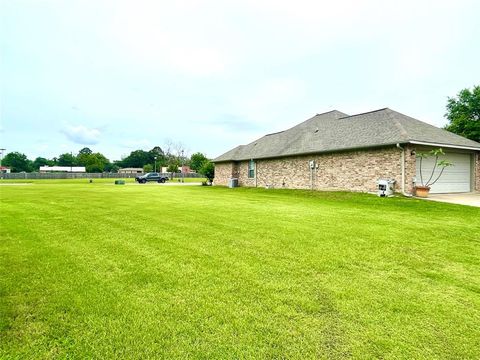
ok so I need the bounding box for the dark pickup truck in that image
[135,172,169,184]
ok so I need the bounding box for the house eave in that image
[214,142,409,163]
[213,140,480,164]
[408,141,480,151]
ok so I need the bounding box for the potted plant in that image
[415,148,453,197]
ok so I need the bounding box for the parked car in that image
[135,172,169,184]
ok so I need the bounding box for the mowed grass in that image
[1,182,479,359]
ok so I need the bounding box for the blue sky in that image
[1,0,479,161]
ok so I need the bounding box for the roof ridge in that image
[288,110,348,131]
[264,130,285,137]
[339,107,389,119]
[315,109,347,116]
[387,109,409,139]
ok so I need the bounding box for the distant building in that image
[118,168,143,174]
[179,165,193,174]
[39,166,86,173]
[161,165,195,174]
[161,166,194,174]
[0,166,11,174]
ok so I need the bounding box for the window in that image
[248,159,255,178]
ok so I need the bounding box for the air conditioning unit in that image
[228,178,238,188]
[376,179,395,197]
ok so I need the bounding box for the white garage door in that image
[416,152,471,193]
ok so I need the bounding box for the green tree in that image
[84,153,110,173]
[75,149,110,172]
[58,153,78,166]
[78,147,93,156]
[167,163,179,173]
[148,146,166,173]
[104,163,120,173]
[143,164,153,172]
[2,152,33,172]
[189,152,208,172]
[444,85,480,142]
[200,161,215,183]
[32,157,53,170]
[120,150,151,168]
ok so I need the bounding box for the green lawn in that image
[1,182,479,359]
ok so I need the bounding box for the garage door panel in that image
[416,152,471,193]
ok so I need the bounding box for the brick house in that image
[213,108,480,195]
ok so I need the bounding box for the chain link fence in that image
[0,172,204,180]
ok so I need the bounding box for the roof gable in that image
[213,108,480,162]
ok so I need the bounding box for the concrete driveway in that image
[421,192,480,207]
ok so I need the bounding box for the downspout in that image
[396,143,410,196]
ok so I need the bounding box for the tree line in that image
[1,146,213,178]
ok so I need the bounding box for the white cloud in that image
[61,125,101,145]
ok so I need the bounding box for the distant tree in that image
[164,140,187,164]
[444,85,480,142]
[2,152,33,172]
[190,152,208,172]
[104,163,120,173]
[199,161,215,183]
[32,157,53,170]
[113,159,124,169]
[84,153,110,173]
[149,146,165,162]
[76,152,89,166]
[149,146,166,171]
[78,147,93,156]
[120,150,151,168]
[167,163,179,173]
[143,164,153,172]
[57,153,78,166]
[74,149,110,172]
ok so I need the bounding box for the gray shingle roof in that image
[213,108,480,162]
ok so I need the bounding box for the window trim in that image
[248,159,255,178]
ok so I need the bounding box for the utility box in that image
[228,178,238,188]
[376,179,395,197]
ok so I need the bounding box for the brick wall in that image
[236,161,256,187]
[215,146,416,193]
[404,145,417,194]
[214,162,235,186]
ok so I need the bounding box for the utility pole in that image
[181,150,184,183]
[154,156,157,173]
[0,148,5,168]
[0,148,5,175]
